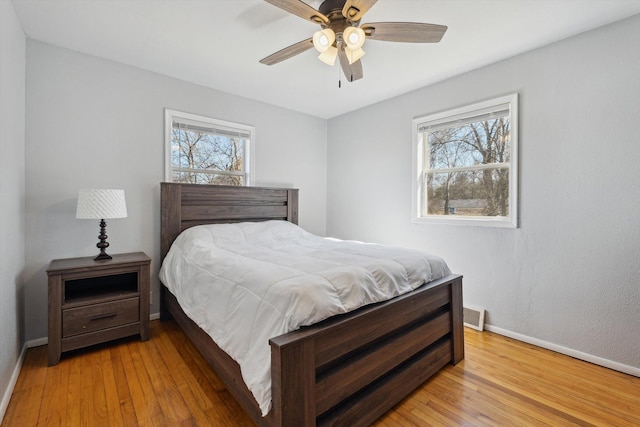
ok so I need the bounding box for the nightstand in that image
[47,252,151,366]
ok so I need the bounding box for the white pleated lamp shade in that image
[76,189,127,219]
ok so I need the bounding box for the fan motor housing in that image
[318,0,347,16]
[318,0,355,40]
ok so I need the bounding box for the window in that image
[165,109,254,186]
[412,94,518,227]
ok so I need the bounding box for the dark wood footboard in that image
[268,273,463,426]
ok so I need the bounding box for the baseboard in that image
[484,324,640,378]
[27,337,47,348]
[0,343,27,423]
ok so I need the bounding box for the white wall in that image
[24,41,327,342]
[327,15,640,371]
[0,0,26,419]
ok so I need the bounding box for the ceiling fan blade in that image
[342,0,378,22]
[361,22,448,43]
[260,38,314,65]
[264,0,329,25]
[337,43,363,82]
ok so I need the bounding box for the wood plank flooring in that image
[3,320,639,426]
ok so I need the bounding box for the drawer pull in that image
[90,313,117,321]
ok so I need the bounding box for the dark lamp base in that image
[94,253,113,261]
[95,218,113,261]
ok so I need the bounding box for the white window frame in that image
[164,109,255,186]
[411,94,518,228]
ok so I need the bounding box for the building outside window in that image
[412,94,518,227]
[165,109,254,186]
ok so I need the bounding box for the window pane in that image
[171,128,245,173]
[412,94,517,227]
[166,110,253,186]
[428,116,511,170]
[426,169,510,217]
[172,171,244,186]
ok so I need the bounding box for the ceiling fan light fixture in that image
[312,28,335,53]
[343,26,366,50]
[345,46,365,65]
[261,0,447,84]
[318,46,338,66]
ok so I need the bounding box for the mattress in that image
[159,220,450,415]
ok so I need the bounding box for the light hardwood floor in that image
[3,320,639,426]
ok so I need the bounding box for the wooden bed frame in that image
[160,182,464,426]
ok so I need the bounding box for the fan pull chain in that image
[338,64,342,88]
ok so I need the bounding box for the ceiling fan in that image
[260,0,447,82]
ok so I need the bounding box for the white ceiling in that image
[11,0,640,119]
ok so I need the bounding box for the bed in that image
[159,182,464,426]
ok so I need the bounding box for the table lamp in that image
[76,189,127,260]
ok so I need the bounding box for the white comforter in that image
[159,220,450,416]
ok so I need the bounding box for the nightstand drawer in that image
[62,297,140,337]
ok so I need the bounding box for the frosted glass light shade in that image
[76,189,127,219]
[345,47,365,64]
[343,26,365,50]
[318,46,338,65]
[313,28,335,53]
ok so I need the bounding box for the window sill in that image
[412,215,517,228]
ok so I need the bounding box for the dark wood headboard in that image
[160,182,299,260]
